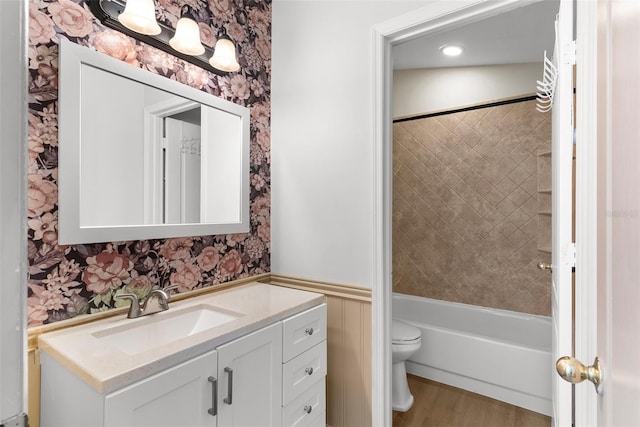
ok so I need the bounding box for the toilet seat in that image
[392,319,421,344]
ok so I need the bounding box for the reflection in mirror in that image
[59,39,250,244]
[161,105,202,225]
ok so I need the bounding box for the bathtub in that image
[393,293,552,416]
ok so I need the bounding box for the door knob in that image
[556,356,603,394]
[537,262,552,272]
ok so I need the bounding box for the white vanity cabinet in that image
[40,300,327,427]
[216,322,282,426]
[281,304,328,427]
[104,350,218,427]
[40,349,219,427]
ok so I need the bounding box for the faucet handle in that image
[162,284,179,300]
[115,293,142,318]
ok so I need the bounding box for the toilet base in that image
[392,361,414,412]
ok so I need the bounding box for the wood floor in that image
[393,375,551,427]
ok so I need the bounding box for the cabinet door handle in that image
[305,327,314,335]
[207,376,217,416]
[223,367,233,405]
[304,405,312,414]
[305,367,314,375]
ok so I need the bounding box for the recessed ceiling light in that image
[440,45,463,57]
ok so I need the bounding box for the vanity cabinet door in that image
[104,350,218,427]
[216,322,283,427]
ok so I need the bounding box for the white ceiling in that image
[392,0,560,70]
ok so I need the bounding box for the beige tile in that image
[520,174,539,196]
[393,123,416,145]
[510,206,533,227]
[507,187,532,207]
[507,165,533,185]
[392,99,550,316]
[495,176,519,195]
[505,228,531,250]
[473,136,496,156]
[521,152,539,175]
[536,155,552,191]
[521,216,538,239]
[497,133,525,155]
[484,189,506,206]
[495,155,518,176]
[493,217,518,238]
[496,197,519,217]
[508,139,533,164]
[521,196,539,216]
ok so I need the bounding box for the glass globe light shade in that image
[209,34,240,72]
[118,0,161,35]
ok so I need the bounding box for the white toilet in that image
[392,319,422,412]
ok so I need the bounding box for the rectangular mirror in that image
[58,39,250,244]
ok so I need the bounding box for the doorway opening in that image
[371,0,588,425]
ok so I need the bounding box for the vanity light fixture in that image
[87,0,240,75]
[169,5,205,56]
[209,28,240,72]
[117,0,161,35]
[440,45,464,57]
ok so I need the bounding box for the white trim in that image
[574,0,600,425]
[371,1,554,425]
[0,0,28,420]
[371,21,392,427]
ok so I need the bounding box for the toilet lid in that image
[392,320,421,342]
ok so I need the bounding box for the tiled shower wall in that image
[392,99,552,316]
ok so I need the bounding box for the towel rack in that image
[536,16,559,113]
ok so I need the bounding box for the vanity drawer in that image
[282,380,326,427]
[282,340,326,405]
[282,303,327,362]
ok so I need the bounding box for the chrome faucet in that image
[116,284,179,319]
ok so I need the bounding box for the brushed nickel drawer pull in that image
[207,376,217,416]
[223,367,233,405]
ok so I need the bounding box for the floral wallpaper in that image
[27,0,271,327]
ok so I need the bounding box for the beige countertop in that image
[38,283,324,394]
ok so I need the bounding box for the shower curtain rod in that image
[393,95,537,124]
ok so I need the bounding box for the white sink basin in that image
[92,304,244,355]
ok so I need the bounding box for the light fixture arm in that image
[86,0,229,75]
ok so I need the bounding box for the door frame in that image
[0,0,27,423]
[371,0,599,425]
[574,1,598,425]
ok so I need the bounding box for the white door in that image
[593,1,640,425]
[164,117,202,224]
[551,0,574,425]
[105,350,218,427]
[217,322,283,427]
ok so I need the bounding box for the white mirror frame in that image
[58,39,250,244]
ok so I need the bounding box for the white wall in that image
[393,62,541,118]
[271,1,429,288]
